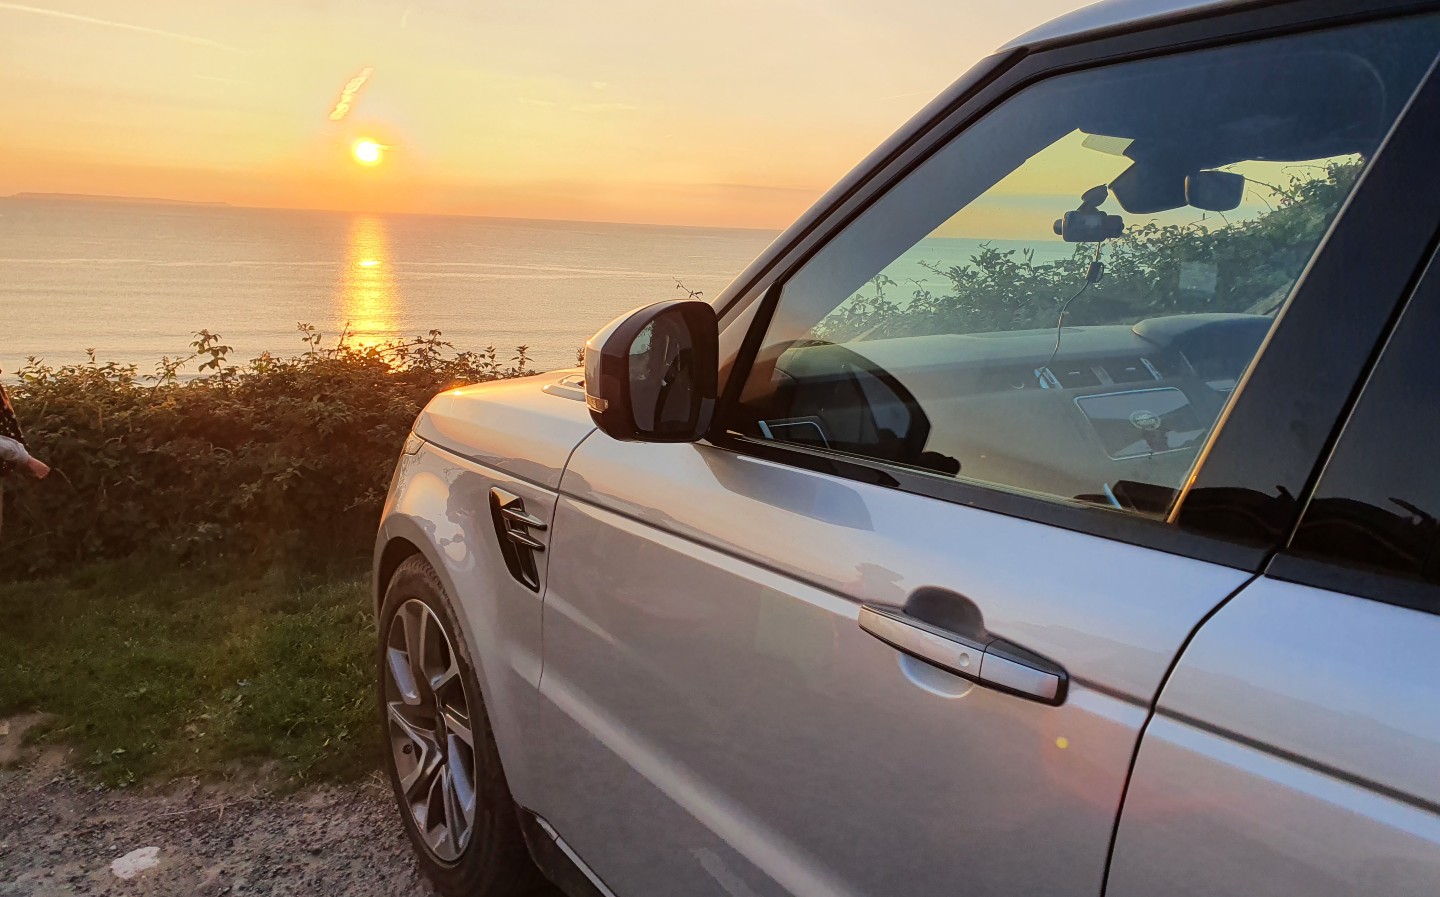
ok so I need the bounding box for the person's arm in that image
[0,435,30,464]
[0,435,49,479]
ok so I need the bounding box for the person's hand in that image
[26,456,50,480]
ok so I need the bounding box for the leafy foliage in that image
[814,160,1361,342]
[1,326,534,579]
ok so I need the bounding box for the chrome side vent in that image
[489,488,547,592]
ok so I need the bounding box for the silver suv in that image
[374,1,1440,894]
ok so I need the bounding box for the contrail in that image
[329,67,373,120]
[0,2,245,53]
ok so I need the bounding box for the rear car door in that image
[1108,241,1440,897]
[533,8,1440,897]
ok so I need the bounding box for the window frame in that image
[1267,244,1440,614]
[704,0,1440,573]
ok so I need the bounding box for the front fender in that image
[373,440,557,810]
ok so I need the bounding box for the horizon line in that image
[2,191,787,235]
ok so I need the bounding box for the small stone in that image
[110,846,161,879]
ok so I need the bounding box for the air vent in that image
[1036,365,1101,389]
[489,488,547,592]
[1104,358,1161,384]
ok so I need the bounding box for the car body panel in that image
[1107,577,1440,896]
[1154,578,1440,807]
[529,434,1251,896]
[376,399,577,807]
[413,372,596,490]
[1000,0,1244,50]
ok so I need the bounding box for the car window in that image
[1286,254,1440,612]
[727,16,1440,519]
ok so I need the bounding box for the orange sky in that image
[0,1,1086,228]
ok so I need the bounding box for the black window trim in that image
[705,0,1440,573]
[1265,237,1440,614]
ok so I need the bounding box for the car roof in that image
[1002,0,1247,50]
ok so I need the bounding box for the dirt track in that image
[0,721,434,896]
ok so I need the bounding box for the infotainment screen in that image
[1074,388,1207,460]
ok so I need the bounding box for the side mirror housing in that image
[583,300,718,442]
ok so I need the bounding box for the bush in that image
[1,326,535,579]
[814,160,1361,341]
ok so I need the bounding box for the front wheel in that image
[377,554,545,896]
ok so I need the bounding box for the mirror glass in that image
[628,309,700,436]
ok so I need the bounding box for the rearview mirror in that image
[584,300,718,442]
[1111,162,1245,214]
[1185,170,1246,212]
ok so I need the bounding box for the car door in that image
[533,9,1440,897]
[1107,241,1440,897]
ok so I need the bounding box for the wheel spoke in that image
[401,738,441,803]
[387,700,430,748]
[404,603,430,702]
[446,737,477,828]
[440,766,465,855]
[385,647,421,704]
[422,768,451,853]
[440,701,473,747]
[430,654,461,694]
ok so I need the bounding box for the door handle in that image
[858,604,1067,705]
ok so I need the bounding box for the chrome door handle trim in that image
[859,604,1067,705]
[858,605,985,681]
[979,647,1061,703]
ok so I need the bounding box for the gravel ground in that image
[0,717,435,896]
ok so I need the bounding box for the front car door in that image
[533,5,1440,895]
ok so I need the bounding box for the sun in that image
[352,139,383,166]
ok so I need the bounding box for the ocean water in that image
[0,199,779,376]
[0,198,1079,378]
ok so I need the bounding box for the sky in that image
[0,0,1089,228]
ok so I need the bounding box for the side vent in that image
[489,488,547,592]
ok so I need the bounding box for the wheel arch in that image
[373,466,549,812]
[374,534,423,619]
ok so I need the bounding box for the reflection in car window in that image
[730,16,1440,518]
[1289,265,1440,612]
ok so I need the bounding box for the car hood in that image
[412,370,595,490]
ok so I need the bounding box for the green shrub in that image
[1,326,534,579]
[814,160,1361,341]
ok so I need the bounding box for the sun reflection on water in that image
[337,215,398,349]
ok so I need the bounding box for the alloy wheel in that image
[384,598,478,862]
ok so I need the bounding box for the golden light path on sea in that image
[337,214,398,349]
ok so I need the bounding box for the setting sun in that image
[352,139,382,166]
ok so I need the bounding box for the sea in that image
[0,197,1074,378]
[0,198,778,377]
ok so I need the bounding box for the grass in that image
[0,557,379,787]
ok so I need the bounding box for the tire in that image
[377,554,545,897]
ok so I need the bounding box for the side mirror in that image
[583,300,718,442]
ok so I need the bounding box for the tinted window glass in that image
[1289,260,1440,608]
[729,17,1440,518]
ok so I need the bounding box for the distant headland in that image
[5,193,233,208]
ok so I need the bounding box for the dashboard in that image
[747,313,1272,514]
